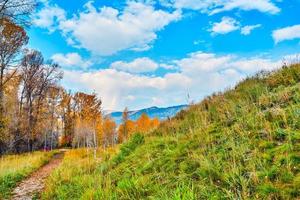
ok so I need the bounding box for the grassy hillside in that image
[44,64,300,199]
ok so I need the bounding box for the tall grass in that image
[0,151,55,199]
[43,148,118,200]
[43,64,300,199]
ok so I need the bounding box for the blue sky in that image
[30,0,300,110]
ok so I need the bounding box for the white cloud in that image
[33,4,66,32]
[209,0,280,15]
[171,0,217,12]
[165,0,280,15]
[160,63,178,70]
[110,57,158,73]
[51,53,93,69]
[272,24,300,44]
[211,17,240,35]
[56,1,181,56]
[211,18,261,36]
[231,58,280,73]
[63,69,191,110]
[63,52,283,110]
[175,52,233,73]
[241,24,261,35]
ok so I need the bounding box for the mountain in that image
[107,105,188,124]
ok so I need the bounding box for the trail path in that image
[11,151,65,200]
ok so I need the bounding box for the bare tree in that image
[0,0,37,26]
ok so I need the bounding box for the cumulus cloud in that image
[63,52,282,110]
[211,18,261,36]
[164,0,280,15]
[51,53,93,69]
[110,57,158,73]
[210,17,240,35]
[175,52,281,76]
[63,69,191,110]
[241,24,261,35]
[33,4,66,32]
[175,52,232,73]
[49,1,181,56]
[272,24,300,44]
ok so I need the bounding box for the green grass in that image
[43,64,300,199]
[0,151,55,199]
[42,148,117,200]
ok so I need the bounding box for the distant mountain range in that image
[106,105,188,125]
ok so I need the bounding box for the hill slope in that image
[108,105,188,124]
[44,64,300,199]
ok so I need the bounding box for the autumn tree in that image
[121,107,129,141]
[102,116,116,147]
[0,73,20,153]
[117,112,160,143]
[73,92,102,157]
[19,50,62,151]
[60,90,74,147]
[118,119,136,143]
[151,117,160,129]
[136,113,151,133]
[44,86,62,150]
[0,18,28,133]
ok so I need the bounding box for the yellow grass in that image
[0,151,55,199]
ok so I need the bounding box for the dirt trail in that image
[11,151,65,200]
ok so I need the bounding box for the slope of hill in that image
[108,105,188,124]
[44,64,300,199]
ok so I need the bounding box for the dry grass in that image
[0,151,55,199]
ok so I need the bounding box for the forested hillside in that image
[43,64,300,199]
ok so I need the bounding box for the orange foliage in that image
[102,117,117,147]
[136,113,151,133]
[118,112,160,142]
[151,117,160,128]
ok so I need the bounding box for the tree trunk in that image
[0,66,5,137]
[50,131,53,150]
[44,132,47,151]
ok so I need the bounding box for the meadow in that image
[0,151,55,199]
[42,64,300,199]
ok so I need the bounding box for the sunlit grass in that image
[0,151,55,199]
[43,148,118,200]
[43,64,300,199]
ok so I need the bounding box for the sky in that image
[29,0,300,111]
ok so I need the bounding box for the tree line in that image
[118,108,160,143]
[0,0,160,155]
